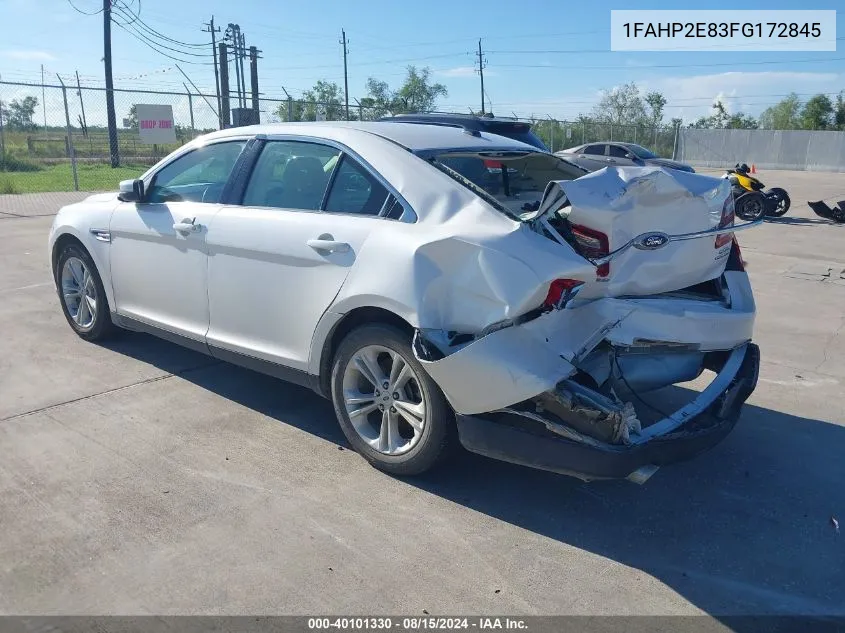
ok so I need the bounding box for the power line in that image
[65,0,103,15]
[112,19,216,65]
[495,55,845,71]
[112,4,210,49]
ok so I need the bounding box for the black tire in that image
[54,241,117,342]
[735,191,767,221]
[330,324,456,476]
[766,187,791,217]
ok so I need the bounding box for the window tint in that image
[146,141,246,204]
[583,144,606,156]
[608,145,630,158]
[242,140,340,210]
[324,154,391,216]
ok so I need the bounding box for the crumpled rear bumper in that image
[454,342,760,482]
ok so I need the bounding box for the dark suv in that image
[378,113,549,151]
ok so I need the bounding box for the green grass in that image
[0,162,147,193]
[0,176,22,194]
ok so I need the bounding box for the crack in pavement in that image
[0,360,222,423]
[815,316,845,372]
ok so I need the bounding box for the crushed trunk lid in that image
[529,166,759,299]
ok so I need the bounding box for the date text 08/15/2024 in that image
[307,617,528,630]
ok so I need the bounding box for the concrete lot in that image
[1,171,844,616]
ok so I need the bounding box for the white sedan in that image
[48,121,761,481]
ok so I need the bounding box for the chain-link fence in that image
[527,118,680,156]
[2,78,686,193]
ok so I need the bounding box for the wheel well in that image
[51,233,86,279]
[317,306,414,397]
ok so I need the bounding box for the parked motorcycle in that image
[722,164,790,221]
[808,200,845,224]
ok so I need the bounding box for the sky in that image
[1,0,843,129]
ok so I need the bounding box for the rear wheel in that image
[765,187,791,217]
[330,324,455,476]
[735,191,767,221]
[55,242,116,341]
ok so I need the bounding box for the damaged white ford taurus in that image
[48,122,761,482]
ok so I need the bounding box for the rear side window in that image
[583,144,606,156]
[242,140,340,210]
[608,145,630,158]
[324,155,391,216]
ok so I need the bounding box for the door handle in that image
[307,238,350,254]
[173,217,201,234]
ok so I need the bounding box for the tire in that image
[54,241,117,342]
[735,191,767,221]
[330,324,456,476]
[765,187,791,217]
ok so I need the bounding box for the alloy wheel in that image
[60,256,97,330]
[341,344,426,455]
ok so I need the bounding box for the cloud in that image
[2,50,56,61]
[436,66,477,78]
[436,66,498,78]
[638,71,842,122]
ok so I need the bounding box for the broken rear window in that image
[430,151,585,219]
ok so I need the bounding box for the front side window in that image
[146,141,247,204]
[242,140,340,210]
[324,155,391,216]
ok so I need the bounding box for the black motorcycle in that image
[808,200,845,224]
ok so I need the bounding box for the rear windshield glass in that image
[430,151,584,219]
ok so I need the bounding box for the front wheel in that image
[735,191,767,221]
[55,242,116,341]
[765,187,791,217]
[330,324,456,476]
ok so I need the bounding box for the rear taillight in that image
[570,224,610,277]
[543,278,585,310]
[726,236,747,271]
[483,159,503,169]
[715,196,734,249]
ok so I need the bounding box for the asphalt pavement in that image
[1,171,843,616]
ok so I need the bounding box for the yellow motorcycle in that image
[723,163,790,221]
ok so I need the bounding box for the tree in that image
[591,82,646,126]
[644,91,667,126]
[126,104,138,130]
[758,93,801,130]
[275,80,345,122]
[2,96,39,131]
[364,66,448,116]
[689,100,756,129]
[800,94,833,130]
[835,91,845,130]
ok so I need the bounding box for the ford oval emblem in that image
[634,232,670,250]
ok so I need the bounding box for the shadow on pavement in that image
[103,331,845,618]
[765,216,843,226]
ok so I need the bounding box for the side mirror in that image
[118,178,145,202]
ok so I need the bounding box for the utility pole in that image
[75,71,88,136]
[103,0,120,167]
[239,32,247,109]
[476,39,487,115]
[226,24,242,108]
[202,16,222,128]
[218,43,230,128]
[41,64,46,128]
[249,46,259,123]
[340,29,349,120]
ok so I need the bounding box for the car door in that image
[574,144,608,171]
[606,144,636,168]
[204,138,401,373]
[108,139,248,344]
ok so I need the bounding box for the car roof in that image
[381,112,529,126]
[198,121,546,155]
